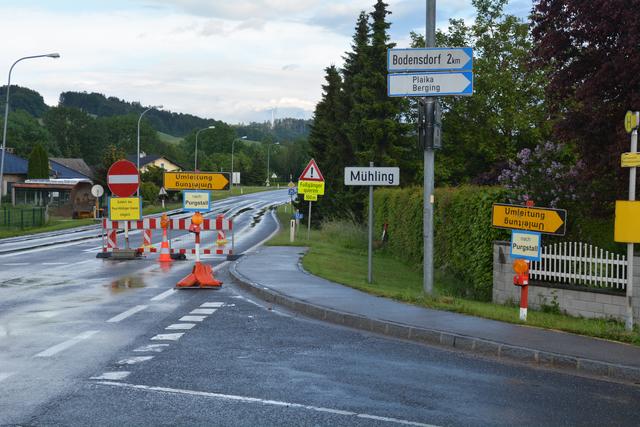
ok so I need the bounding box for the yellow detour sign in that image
[109,197,141,220]
[304,192,318,201]
[621,152,640,168]
[614,200,640,243]
[164,171,230,191]
[492,203,567,236]
[625,111,640,133]
[297,180,325,196]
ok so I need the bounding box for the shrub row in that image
[372,186,509,301]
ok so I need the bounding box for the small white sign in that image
[183,190,211,212]
[510,230,542,262]
[232,172,241,184]
[91,184,104,198]
[344,167,400,186]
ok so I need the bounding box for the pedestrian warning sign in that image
[299,159,324,182]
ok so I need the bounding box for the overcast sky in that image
[0,0,532,125]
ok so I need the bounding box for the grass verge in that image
[267,206,640,346]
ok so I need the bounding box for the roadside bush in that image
[373,186,508,301]
[140,182,159,204]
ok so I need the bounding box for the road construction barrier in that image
[101,215,234,256]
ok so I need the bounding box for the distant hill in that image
[234,118,311,142]
[0,85,49,117]
[59,91,216,137]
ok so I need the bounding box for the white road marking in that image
[151,333,184,341]
[0,372,14,382]
[34,330,100,357]
[95,381,438,427]
[134,344,170,353]
[166,323,195,330]
[117,356,154,365]
[201,302,224,308]
[2,263,29,266]
[179,316,206,322]
[107,305,148,323]
[0,238,102,258]
[36,311,62,319]
[91,372,131,380]
[150,289,176,301]
[190,308,217,315]
[41,262,68,265]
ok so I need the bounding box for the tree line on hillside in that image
[0,91,311,190]
[308,0,637,223]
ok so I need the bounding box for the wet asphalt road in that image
[1,189,640,426]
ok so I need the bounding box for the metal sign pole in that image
[626,127,637,331]
[307,201,312,240]
[368,162,374,284]
[423,0,436,295]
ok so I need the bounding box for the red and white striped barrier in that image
[101,215,234,256]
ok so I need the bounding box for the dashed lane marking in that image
[166,323,195,330]
[34,330,100,358]
[201,302,224,308]
[150,289,176,301]
[151,333,184,341]
[2,263,29,266]
[190,308,217,315]
[179,316,206,322]
[117,356,154,365]
[94,381,439,427]
[134,344,170,353]
[91,372,131,381]
[107,305,148,323]
[0,372,14,382]
[41,262,68,265]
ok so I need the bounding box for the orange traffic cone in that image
[176,262,222,288]
[159,228,172,263]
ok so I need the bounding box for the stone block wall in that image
[493,241,640,325]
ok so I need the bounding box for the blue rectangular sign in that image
[387,71,473,97]
[388,47,473,72]
[510,230,542,262]
[288,188,297,196]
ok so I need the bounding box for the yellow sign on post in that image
[108,197,141,220]
[492,203,567,236]
[297,180,325,196]
[625,111,640,134]
[614,200,640,243]
[621,152,640,168]
[164,172,230,191]
[304,193,318,201]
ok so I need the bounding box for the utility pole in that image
[423,0,436,295]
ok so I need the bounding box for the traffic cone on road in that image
[176,212,223,288]
[158,229,172,263]
[159,213,172,264]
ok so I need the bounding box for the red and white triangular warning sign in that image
[299,159,324,182]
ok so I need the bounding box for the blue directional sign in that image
[288,187,297,196]
[388,47,473,72]
[387,72,473,97]
[294,212,304,220]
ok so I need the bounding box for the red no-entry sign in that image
[107,160,140,197]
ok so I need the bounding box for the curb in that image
[229,260,640,386]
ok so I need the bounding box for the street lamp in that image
[267,141,279,187]
[195,125,215,171]
[231,135,247,187]
[136,105,163,196]
[0,53,60,206]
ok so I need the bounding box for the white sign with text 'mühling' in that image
[344,167,400,186]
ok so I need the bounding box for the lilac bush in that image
[498,142,583,208]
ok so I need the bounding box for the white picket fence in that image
[529,242,627,290]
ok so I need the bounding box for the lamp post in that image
[195,125,215,171]
[137,105,163,196]
[231,135,247,187]
[0,53,60,206]
[266,141,279,187]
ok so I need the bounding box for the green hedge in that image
[373,186,508,301]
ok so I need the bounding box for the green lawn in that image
[267,206,640,346]
[0,186,278,239]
